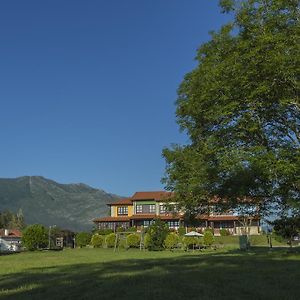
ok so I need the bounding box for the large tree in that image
[163,0,299,218]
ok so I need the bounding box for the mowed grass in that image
[0,247,299,300]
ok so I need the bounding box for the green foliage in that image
[75,232,92,248]
[183,237,200,249]
[204,228,214,235]
[147,219,169,251]
[220,229,230,236]
[126,227,137,232]
[22,224,48,250]
[105,233,116,248]
[91,234,104,248]
[203,231,214,247]
[164,233,179,250]
[177,226,186,236]
[116,227,125,232]
[0,209,25,229]
[272,217,300,247]
[162,0,300,218]
[97,228,114,235]
[143,233,151,249]
[126,233,140,248]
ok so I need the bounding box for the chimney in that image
[4,229,9,236]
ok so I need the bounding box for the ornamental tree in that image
[22,224,48,251]
[162,0,300,219]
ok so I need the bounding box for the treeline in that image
[0,209,25,229]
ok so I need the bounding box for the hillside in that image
[0,176,121,231]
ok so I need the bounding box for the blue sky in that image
[0,0,231,196]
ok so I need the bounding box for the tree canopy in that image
[163,0,299,218]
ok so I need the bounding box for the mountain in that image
[0,176,122,231]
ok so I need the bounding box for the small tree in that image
[272,217,300,247]
[164,233,179,250]
[203,230,214,247]
[147,219,169,251]
[22,224,48,251]
[220,229,230,236]
[126,233,140,248]
[91,234,104,248]
[177,226,186,236]
[75,232,92,248]
[105,233,116,248]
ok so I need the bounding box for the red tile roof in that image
[108,198,132,206]
[0,229,22,238]
[130,214,157,220]
[131,191,174,201]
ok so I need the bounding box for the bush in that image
[76,232,92,248]
[97,228,114,235]
[183,237,199,249]
[204,228,214,235]
[126,233,140,248]
[147,219,169,251]
[203,230,214,247]
[91,234,104,248]
[164,233,179,250]
[143,233,151,249]
[22,224,48,251]
[220,229,230,236]
[116,227,125,232]
[177,226,186,236]
[126,227,137,232]
[105,233,116,248]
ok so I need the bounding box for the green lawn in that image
[0,247,299,300]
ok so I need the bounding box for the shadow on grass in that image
[0,248,299,300]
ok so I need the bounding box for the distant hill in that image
[0,176,122,231]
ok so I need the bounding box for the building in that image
[0,229,22,252]
[93,191,261,235]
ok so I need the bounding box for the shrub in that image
[97,228,114,235]
[183,237,199,249]
[126,233,140,248]
[116,227,125,232]
[203,230,214,247]
[164,233,179,250]
[76,232,92,248]
[105,233,116,248]
[143,233,151,249]
[22,224,48,251]
[126,227,137,232]
[204,228,214,235]
[177,226,186,236]
[91,234,104,248]
[147,219,169,251]
[220,229,230,236]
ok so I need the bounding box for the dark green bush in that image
[97,228,114,235]
[126,227,137,232]
[220,229,230,236]
[183,236,199,249]
[147,219,169,251]
[164,233,179,250]
[75,232,92,248]
[116,227,125,232]
[177,226,186,236]
[143,233,151,249]
[105,233,116,248]
[203,230,214,247]
[126,233,140,248]
[22,224,48,251]
[91,234,104,248]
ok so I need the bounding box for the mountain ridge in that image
[0,176,122,231]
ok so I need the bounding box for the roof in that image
[0,229,22,238]
[130,214,181,220]
[131,191,174,201]
[108,198,132,206]
[93,216,130,222]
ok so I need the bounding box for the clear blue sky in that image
[0,0,231,196]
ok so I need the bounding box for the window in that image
[167,220,179,229]
[136,205,143,214]
[117,206,128,215]
[135,204,156,214]
[159,205,166,214]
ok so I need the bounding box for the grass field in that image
[0,247,299,300]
